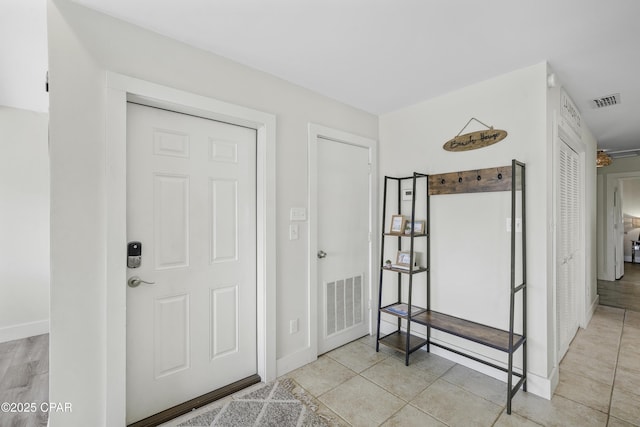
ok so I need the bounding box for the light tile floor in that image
[280,305,640,426]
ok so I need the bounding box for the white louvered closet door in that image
[557,141,581,360]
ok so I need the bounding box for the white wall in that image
[581,129,598,317]
[0,0,49,113]
[379,62,597,398]
[621,179,640,217]
[47,0,377,425]
[0,106,50,342]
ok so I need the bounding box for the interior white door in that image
[557,141,580,360]
[317,137,371,354]
[614,187,625,279]
[126,103,257,423]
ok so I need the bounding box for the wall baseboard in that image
[276,345,316,377]
[0,319,49,343]
[587,295,600,325]
[527,368,556,400]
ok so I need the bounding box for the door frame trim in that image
[105,72,277,425]
[308,123,377,358]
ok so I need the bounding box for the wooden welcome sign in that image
[443,118,508,152]
[443,128,508,152]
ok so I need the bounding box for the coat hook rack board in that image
[428,165,516,195]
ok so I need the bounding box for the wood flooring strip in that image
[598,263,640,312]
[128,374,261,427]
[0,334,49,427]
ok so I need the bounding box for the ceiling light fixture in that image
[596,150,612,168]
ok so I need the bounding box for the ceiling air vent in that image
[591,93,621,109]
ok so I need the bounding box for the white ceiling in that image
[5,0,640,151]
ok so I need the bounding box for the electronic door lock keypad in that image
[127,241,142,268]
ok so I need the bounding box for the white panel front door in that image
[317,137,371,354]
[126,103,257,423]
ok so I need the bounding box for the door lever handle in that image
[317,250,327,259]
[128,276,155,288]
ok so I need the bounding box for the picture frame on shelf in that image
[389,215,406,234]
[396,251,411,267]
[404,220,425,235]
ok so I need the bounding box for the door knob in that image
[128,276,156,288]
[317,250,327,259]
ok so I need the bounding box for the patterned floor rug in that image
[175,379,330,427]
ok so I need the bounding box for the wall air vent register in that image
[591,93,621,109]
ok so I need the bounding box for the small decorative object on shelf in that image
[385,259,392,267]
[383,303,424,317]
[396,251,411,267]
[404,220,425,235]
[392,251,421,270]
[389,214,406,234]
[386,305,409,316]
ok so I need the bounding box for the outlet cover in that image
[289,319,299,334]
[289,224,299,240]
